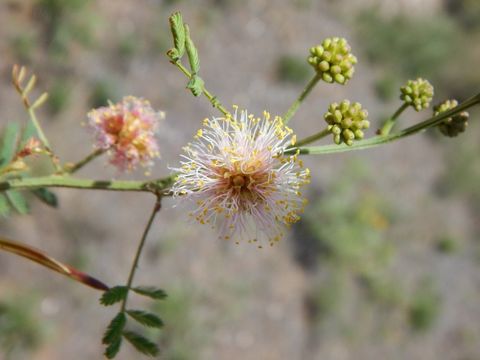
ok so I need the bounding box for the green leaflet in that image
[132,286,167,300]
[5,190,29,215]
[123,330,159,357]
[103,312,127,358]
[0,122,20,167]
[187,75,204,97]
[169,12,186,61]
[0,193,11,217]
[103,312,127,345]
[31,188,58,208]
[104,337,122,359]
[185,24,200,74]
[127,310,164,328]
[100,286,128,306]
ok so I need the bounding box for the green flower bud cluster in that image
[324,100,370,146]
[400,78,434,111]
[308,37,357,85]
[434,99,469,137]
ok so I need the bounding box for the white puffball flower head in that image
[171,107,310,248]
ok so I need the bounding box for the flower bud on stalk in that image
[308,37,357,84]
[434,99,469,137]
[324,100,370,146]
[400,78,434,111]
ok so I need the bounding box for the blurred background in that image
[0,0,479,359]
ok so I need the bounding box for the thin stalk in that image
[283,73,321,125]
[0,175,176,194]
[27,107,61,172]
[65,148,105,174]
[27,107,50,149]
[379,103,408,135]
[294,128,330,147]
[0,236,109,291]
[171,61,231,117]
[286,92,480,155]
[120,195,162,312]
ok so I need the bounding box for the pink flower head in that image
[87,96,164,171]
[172,107,310,247]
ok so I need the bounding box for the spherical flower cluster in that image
[324,100,370,146]
[400,78,434,111]
[434,99,469,137]
[171,108,311,247]
[308,37,357,84]
[87,96,164,171]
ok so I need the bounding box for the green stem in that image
[28,107,50,149]
[295,128,330,147]
[171,61,231,117]
[285,92,480,155]
[65,148,105,174]
[379,103,408,135]
[0,175,176,194]
[283,73,321,125]
[28,107,61,172]
[120,195,162,312]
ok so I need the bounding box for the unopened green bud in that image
[322,73,333,83]
[319,61,330,72]
[308,37,357,85]
[334,74,345,84]
[324,100,369,146]
[434,99,469,137]
[400,78,434,111]
[354,129,364,139]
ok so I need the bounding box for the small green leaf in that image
[185,24,200,74]
[132,286,167,300]
[127,310,164,329]
[187,75,204,97]
[0,194,11,217]
[169,12,186,60]
[100,286,128,306]
[0,123,20,167]
[123,331,159,357]
[105,337,122,359]
[103,312,127,345]
[5,190,29,214]
[31,188,58,208]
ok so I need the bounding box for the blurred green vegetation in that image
[35,0,96,58]
[356,11,460,79]
[151,287,205,360]
[117,33,139,59]
[436,121,480,211]
[89,80,119,108]
[373,74,398,102]
[10,34,36,64]
[0,294,47,359]
[435,235,458,254]
[276,55,312,85]
[408,280,441,332]
[47,80,71,116]
[295,161,400,323]
[355,9,479,99]
[445,0,480,30]
[298,161,393,273]
[296,160,444,336]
